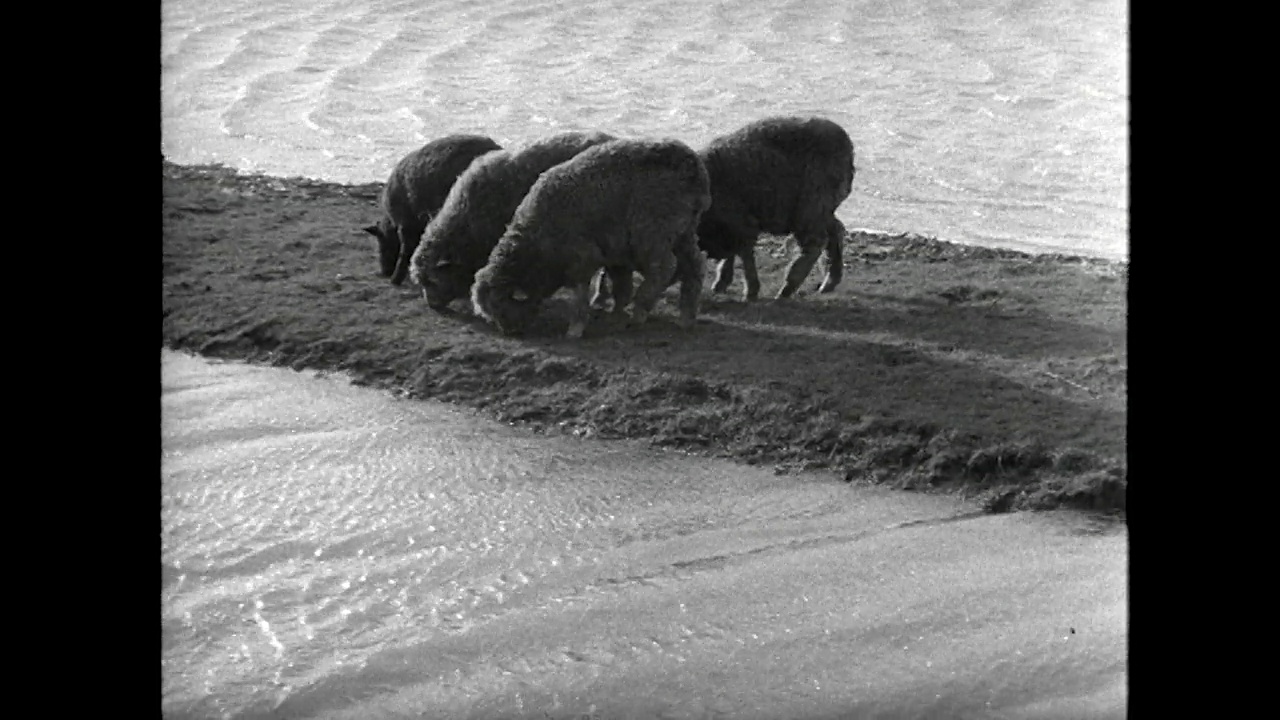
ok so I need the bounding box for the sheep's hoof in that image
[566,322,586,339]
[712,282,731,294]
[817,279,839,293]
[676,316,696,330]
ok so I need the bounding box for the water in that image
[160,0,1128,260]
[161,351,1127,718]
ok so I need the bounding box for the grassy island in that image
[162,160,1127,514]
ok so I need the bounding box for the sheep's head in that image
[472,269,540,335]
[363,219,399,278]
[419,261,473,310]
[414,245,474,310]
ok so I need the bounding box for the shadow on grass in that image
[405,295,1125,513]
[700,288,1124,362]
[500,293,1124,460]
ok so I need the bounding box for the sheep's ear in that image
[512,289,530,302]
[363,225,381,239]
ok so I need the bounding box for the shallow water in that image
[161,350,1126,719]
[160,0,1128,260]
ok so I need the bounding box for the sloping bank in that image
[162,160,1127,514]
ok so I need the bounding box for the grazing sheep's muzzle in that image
[477,284,539,335]
[418,260,475,311]
[422,288,451,312]
[421,277,453,309]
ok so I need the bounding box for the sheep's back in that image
[423,132,618,270]
[701,117,853,232]
[484,138,708,287]
[383,134,502,225]
[507,138,708,252]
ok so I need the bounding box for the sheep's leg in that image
[817,217,847,293]
[739,247,761,302]
[589,271,610,309]
[673,233,705,328]
[607,266,633,314]
[778,234,824,299]
[712,255,736,294]
[632,251,677,326]
[390,223,424,286]
[566,280,594,339]
[590,266,634,312]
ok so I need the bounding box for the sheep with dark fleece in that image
[471,138,710,339]
[697,116,855,300]
[409,131,616,310]
[363,134,502,285]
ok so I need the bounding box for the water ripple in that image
[163,0,1127,259]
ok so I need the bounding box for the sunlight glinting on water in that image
[162,352,1126,718]
[161,0,1128,259]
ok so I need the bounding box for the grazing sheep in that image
[697,116,855,300]
[410,131,616,310]
[471,138,710,339]
[362,134,502,285]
